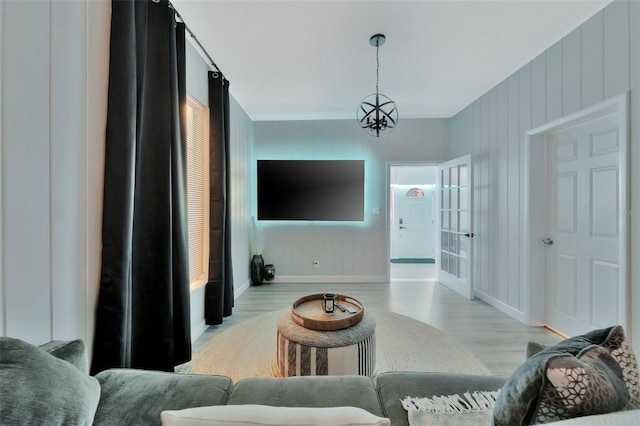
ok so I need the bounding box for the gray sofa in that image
[1,336,638,425]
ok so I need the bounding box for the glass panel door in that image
[437,155,473,299]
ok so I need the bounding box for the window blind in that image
[185,95,209,286]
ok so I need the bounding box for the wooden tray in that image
[291,293,364,331]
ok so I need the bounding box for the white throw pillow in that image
[161,405,390,426]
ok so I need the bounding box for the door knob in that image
[464,232,475,238]
[399,226,406,229]
[542,238,553,245]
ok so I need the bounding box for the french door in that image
[437,155,474,299]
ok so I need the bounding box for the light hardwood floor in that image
[193,264,563,377]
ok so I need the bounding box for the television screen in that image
[257,160,365,221]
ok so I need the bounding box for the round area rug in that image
[178,309,490,382]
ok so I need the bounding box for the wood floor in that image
[193,264,563,377]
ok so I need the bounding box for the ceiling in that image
[171,0,611,121]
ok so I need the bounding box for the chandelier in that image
[357,34,398,138]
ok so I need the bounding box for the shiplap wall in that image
[449,0,639,352]
[252,118,449,282]
[0,1,110,348]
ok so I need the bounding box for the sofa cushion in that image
[531,345,629,423]
[227,376,384,417]
[0,337,101,426]
[161,405,390,426]
[93,369,233,426]
[375,371,506,426]
[493,325,638,425]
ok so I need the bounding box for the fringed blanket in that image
[401,390,499,426]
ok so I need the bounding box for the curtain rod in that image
[168,1,226,80]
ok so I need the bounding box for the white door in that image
[437,155,473,299]
[392,186,434,260]
[544,113,624,337]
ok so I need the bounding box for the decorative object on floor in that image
[277,309,376,377]
[250,254,265,286]
[177,309,490,383]
[264,264,275,281]
[357,34,398,138]
[402,390,499,426]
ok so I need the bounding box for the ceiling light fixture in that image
[357,34,398,138]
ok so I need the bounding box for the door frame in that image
[524,92,630,328]
[386,161,439,282]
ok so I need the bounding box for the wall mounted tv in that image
[257,160,365,221]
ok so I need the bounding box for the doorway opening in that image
[389,164,438,281]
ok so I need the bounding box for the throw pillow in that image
[0,337,101,426]
[39,339,90,374]
[527,342,549,359]
[161,405,391,426]
[597,326,639,410]
[493,325,638,425]
[531,345,629,423]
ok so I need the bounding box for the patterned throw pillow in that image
[531,345,629,423]
[598,326,640,410]
[493,325,639,426]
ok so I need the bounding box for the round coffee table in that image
[276,301,376,377]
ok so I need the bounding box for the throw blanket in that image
[401,390,499,426]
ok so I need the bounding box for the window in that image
[405,187,425,197]
[185,95,209,288]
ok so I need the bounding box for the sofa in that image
[1,325,639,426]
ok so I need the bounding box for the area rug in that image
[178,308,490,382]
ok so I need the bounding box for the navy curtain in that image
[204,73,234,324]
[92,0,190,374]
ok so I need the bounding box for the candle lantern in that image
[322,293,337,314]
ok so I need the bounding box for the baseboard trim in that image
[390,258,435,264]
[191,319,208,343]
[234,279,251,300]
[474,289,526,323]
[271,275,387,284]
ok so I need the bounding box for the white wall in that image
[252,118,449,282]
[449,0,639,353]
[0,0,110,347]
[390,165,437,186]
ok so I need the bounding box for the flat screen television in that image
[257,160,365,221]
